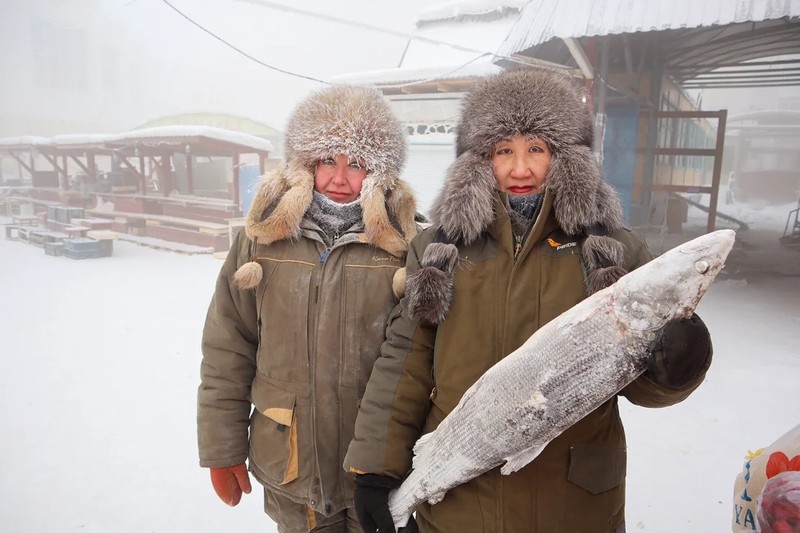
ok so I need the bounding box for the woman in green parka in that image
[197,85,420,533]
[345,69,713,533]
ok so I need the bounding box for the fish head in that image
[611,229,735,332]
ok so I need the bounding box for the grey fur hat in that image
[284,84,406,187]
[455,68,594,159]
[409,68,628,323]
[431,68,624,244]
[234,85,417,290]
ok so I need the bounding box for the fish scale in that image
[388,230,736,528]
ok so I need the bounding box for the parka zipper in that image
[513,223,532,260]
[307,230,331,511]
[514,234,523,258]
[307,229,353,513]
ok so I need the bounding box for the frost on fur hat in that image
[410,68,628,323]
[455,67,594,159]
[432,68,624,244]
[284,84,406,188]
[233,85,418,289]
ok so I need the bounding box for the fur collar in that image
[243,163,417,257]
[430,147,624,244]
[408,149,627,324]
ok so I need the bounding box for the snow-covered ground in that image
[0,198,798,532]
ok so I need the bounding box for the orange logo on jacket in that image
[547,237,561,247]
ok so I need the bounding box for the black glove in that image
[647,313,712,388]
[354,474,418,533]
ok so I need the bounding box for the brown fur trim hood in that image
[234,85,417,289]
[409,68,628,323]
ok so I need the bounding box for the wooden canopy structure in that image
[0,126,273,210]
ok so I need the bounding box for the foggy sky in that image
[1,0,797,139]
[0,0,445,136]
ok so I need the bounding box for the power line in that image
[160,0,328,84]
[159,0,569,89]
[234,0,509,59]
[234,0,568,72]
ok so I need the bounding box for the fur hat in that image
[234,85,417,290]
[432,68,623,243]
[284,85,406,183]
[408,68,627,323]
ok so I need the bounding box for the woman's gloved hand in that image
[210,463,252,506]
[354,474,418,533]
[647,313,712,388]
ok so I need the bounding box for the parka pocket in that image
[250,377,299,485]
[340,262,398,390]
[567,443,626,495]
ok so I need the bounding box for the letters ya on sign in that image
[733,503,757,530]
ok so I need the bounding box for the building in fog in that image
[725,110,800,204]
[0,0,148,137]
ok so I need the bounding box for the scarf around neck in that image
[305,191,363,246]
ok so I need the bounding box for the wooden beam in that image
[233,153,241,213]
[651,185,713,193]
[88,153,97,183]
[186,153,194,195]
[707,110,727,233]
[157,154,173,197]
[622,34,636,92]
[118,156,147,194]
[69,155,91,175]
[41,154,67,189]
[139,156,146,195]
[655,111,726,119]
[641,148,717,157]
[10,152,35,175]
[62,155,69,190]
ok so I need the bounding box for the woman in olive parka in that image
[346,69,713,533]
[198,85,419,533]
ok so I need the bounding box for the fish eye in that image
[695,260,710,274]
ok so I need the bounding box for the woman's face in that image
[491,135,552,196]
[314,154,367,203]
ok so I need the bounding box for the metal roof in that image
[498,0,800,88]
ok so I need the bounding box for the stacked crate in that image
[63,238,101,260]
[47,206,84,230]
[44,241,64,256]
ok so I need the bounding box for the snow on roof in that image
[122,126,274,153]
[0,135,50,147]
[331,60,501,86]
[499,0,800,56]
[50,134,117,147]
[418,0,527,25]
[0,127,274,154]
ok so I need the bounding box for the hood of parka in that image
[408,69,630,323]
